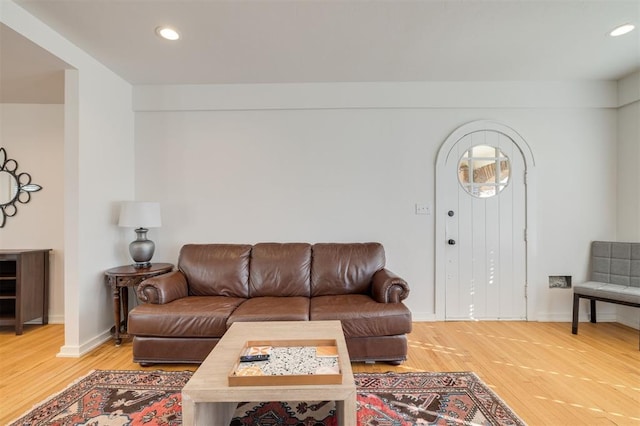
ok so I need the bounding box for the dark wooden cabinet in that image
[0,249,50,335]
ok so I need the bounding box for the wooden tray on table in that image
[228,339,342,386]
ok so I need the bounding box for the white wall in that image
[2,1,636,354]
[1,1,135,355]
[532,108,619,320]
[617,72,640,239]
[616,71,640,328]
[134,82,619,322]
[0,104,64,323]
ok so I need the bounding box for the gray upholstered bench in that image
[572,241,640,349]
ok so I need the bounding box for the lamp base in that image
[129,227,155,268]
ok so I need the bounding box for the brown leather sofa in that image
[128,242,412,365]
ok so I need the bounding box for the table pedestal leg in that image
[112,285,121,345]
[181,396,237,426]
[336,392,357,426]
[122,287,129,332]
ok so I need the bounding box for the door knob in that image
[448,239,456,245]
[448,210,455,217]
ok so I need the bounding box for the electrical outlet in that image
[415,203,430,215]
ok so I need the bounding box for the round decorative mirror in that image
[457,144,511,198]
[0,147,43,228]
[0,170,18,205]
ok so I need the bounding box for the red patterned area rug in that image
[9,370,526,426]
[8,370,192,426]
[231,371,526,426]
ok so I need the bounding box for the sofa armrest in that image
[371,268,410,303]
[136,270,188,304]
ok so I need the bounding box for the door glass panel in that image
[458,159,470,184]
[457,145,510,198]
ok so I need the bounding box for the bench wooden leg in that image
[590,299,597,323]
[572,293,580,334]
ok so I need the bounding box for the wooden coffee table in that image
[181,320,356,426]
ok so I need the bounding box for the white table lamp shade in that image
[118,202,161,228]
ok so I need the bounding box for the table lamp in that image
[118,201,162,268]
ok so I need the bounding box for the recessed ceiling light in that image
[609,23,635,37]
[156,26,180,41]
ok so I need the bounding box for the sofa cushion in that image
[249,243,312,297]
[128,296,246,338]
[179,244,251,298]
[311,243,385,296]
[227,297,310,325]
[309,294,412,338]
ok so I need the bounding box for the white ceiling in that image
[2,0,639,103]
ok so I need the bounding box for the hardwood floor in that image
[1,321,639,425]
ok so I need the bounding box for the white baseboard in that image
[57,329,112,358]
[24,315,64,325]
[410,312,437,322]
[535,311,618,323]
[48,314,64,324]
[617,312,640,330]
[413,312,623,323]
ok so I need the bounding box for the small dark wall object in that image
[549,275,571,289]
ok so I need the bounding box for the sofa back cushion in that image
[249,243,312,297]
[179,244,251,298]
[311,243,385,296]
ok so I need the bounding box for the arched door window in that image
[457,144,510,198]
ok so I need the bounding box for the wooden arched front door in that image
[435,121,536,320]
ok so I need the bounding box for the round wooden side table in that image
[105,262,173,345]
